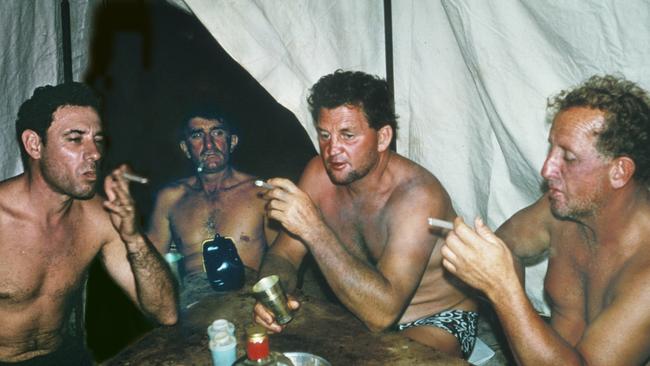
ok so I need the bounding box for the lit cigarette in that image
[427,217,454,230]
[122,172,149,184]
[197,163,204,173]
[254,180,274,189]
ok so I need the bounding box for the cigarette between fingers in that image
[427,217,454,230]
[254,180,274,190]
[122,172,149,184]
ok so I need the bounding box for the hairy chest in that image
[169,191,265,249]
[318,196,388,263]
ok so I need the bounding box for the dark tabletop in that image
[104,275,468,366]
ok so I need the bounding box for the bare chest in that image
[0,219,94,305]
[319,197,388,263]
[169,190,266,250]
[545,239,624,324]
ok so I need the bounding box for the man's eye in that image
[343,133,354,140]
[190,132,202,139]
[563,153,576,162]
[211,129,226,137]
[68,137,82,143]
[318,132,330,140]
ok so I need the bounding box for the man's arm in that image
[101,166,178,325]
[495,194,553,281]
[254,225,308,332]
[146,185,178,254]
[264,176,445,332]
[262,213,280,249]
[442,218,650,365]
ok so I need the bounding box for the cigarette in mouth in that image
[427,217,454,230]
[254,180,274,189]
[122,172,149,184]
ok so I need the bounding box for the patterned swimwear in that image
[397,309,479,358]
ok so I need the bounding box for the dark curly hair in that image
[548,75,650,186]
[16,82,100,166]
[307,70,398,138]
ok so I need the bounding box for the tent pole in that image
[61,0,73,83]
[383,0,396,150]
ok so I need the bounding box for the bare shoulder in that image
[496,193,565,262]
[385,154,453,216]
[73,195,118,245]
[298,156,333,199]
[0,175,24,208]
[0,176,32,226]
[615,233,650,298]
[230,170,262,196]
[154,177,194,204]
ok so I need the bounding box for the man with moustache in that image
[254,70,478,358]
[147,106,278,308]
[442,75,650,365]
[0,83,178,365]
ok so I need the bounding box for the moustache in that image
[200,150,224,158]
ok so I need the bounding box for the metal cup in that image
[252,275,293,325]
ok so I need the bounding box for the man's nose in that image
[541,152,558,180]
[85,141,102,161]
[325,135,342,155]
[203,134,215,149]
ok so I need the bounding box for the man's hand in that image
[263,178,324,239]
[253,296,301,333]
[441,217,518,298]
[103,164,139,243]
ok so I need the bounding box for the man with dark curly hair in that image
[442,75,650,365]
[0,82,178,365]
[253,70,478,359]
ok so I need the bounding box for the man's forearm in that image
[301,224,404,331]
[259,252,300,293]
[125,236,179,325]
[489,280,584,366]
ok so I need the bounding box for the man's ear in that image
[229,134,238,152]
[609,156,635,189]
[377,125,393,152]
[180,141,191,159]
[22,130,43,160]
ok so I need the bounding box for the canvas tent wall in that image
[2,0,650,314]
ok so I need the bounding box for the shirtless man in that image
[147,106,278,307]
[0,83,177,365]
[253,70,478,358]
[442,75,650,365]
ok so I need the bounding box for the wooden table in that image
[105,278,468,366]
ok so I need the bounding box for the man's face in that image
[541,107,612,219]
[39,105,104,199]
[181,117,235,174]
[316,105,381,185]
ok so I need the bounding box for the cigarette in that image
[254,180,274,189]
[427,217,454,230]
[197,163,204,173]
[122,172,149,184]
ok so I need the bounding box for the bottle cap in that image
[208,319,235,339]
[209,331,236,351]
[245,324,269,360]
